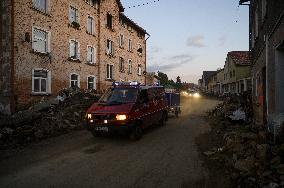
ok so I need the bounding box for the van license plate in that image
[95,126,108,132]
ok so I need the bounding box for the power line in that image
[126,0,161,9]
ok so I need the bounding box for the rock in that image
[203,150,216,157]
[2,127,14,134]
[258,131,267,142]
[234,158,255,173]
[240,132,257,140]
[262,182,279,188]
[74,112,80,118]
[271,156,281,166]
[262,171,273,177]
[256,144,268,161]
[277,164,284,175]
[34,130,44,139]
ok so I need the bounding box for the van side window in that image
[138,89,149,103]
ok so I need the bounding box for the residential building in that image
[240,0,284,130]
[146,72,159,85]
[0,0,148,114]
[201,71,217,92]
[207,72,217,95]
[222,51,251,94]
[216,69,224,95]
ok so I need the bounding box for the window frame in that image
[119,34,124,48]
[33,0,48,14]
[128,59,132,74]
[106,39,114,55]
[138,64,142,76]
[128,39,132,52]
[32,26,51,54]
[70,73,80,88]
[106,64,114,80]
[87,45,96,64]
[106,13,113,29]
[87,75,96,90]
[69,6,80,24]
[32,68,51,94]
[87,15,95,35]
[69,39,80,60]
[119,57,124,72]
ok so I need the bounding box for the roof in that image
[120,13,149,35]
[227,51,251,66]
[239,0,250,5]
[116,0,124,12]
[202,71,217,84]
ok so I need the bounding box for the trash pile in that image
[0,87,100,149]
[204,97,284,188]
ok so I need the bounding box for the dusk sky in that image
[121,0,249,83]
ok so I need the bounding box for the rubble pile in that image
[204,98,284,188]
[0,87,100,149]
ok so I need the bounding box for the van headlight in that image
[87,113,92,119]
[116,114,127,121]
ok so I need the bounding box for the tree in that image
[175,76,182,91]
[157,71,169,86]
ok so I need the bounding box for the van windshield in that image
[99,88,138,105]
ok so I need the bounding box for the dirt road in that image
[0,97,221,188]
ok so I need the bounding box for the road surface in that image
[0,97,220,188]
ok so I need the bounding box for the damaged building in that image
[0,0,149,115]
[240,0,284,136]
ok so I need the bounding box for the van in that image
[85,82,168,140]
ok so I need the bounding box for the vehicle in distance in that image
[85,82,168,140]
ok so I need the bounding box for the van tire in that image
[129,125,143,141]
[159,112,167,126]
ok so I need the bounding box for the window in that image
[138,64,142,76]
[33,0,48,13]
[69,40,80,59]
[233,70,235,77]
[230,71,232,78]
[137,44,142,56]
[87,16,95,35]
[32,69,51,94]
[86,0,97,7]
[106,39,114,55]
[107,64,113,79]
[107,13,113,29]
[70,73,80,87]
[87,76,96,90]
[87,46,95,64]
[32,27,49,53]
[119,34,124,48]
[128,39,132,52]
[69,6,79,24]
[119,57,124,72]
[128,59,132,74]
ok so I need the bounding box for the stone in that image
[256,144,268,161]
[234,158,255,172]
[203,150,216,157]
[240,132,258,140]
[262,171,273,177]
[271,156,281,166]
[262,182,279,188]
[34,130,44,139]
[277,164,284,175]
[2,127,14,134]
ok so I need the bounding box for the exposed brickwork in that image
[0,0,148,112]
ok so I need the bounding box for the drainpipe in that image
[144,33,150,85]
[265,35,269,119]
[10,0,15,113]
[97,1,101,91]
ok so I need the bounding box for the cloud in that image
[149,46,162,53]
[218,35,227,46]
[147,54,194,72]
[186,35,206,47]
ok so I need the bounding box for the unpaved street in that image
[0,98,220,188]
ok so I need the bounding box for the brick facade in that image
[0,0,148,114]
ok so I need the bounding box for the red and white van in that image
[85,82,168,140]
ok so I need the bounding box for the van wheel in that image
[159,112,166,126]
[129,125,143,141]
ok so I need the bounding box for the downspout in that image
[144,33,150,85]
[265,35,269,119]
[97,1,101,92]
[10,0,15,113]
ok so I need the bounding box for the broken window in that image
[32,69,50,93]
[87,16,95,35]
[107,64,114,79]
[107,13,113,29]
[70,74,79,87]
[33,0,48,13]
[70,40,80,59]
[33,27,49,53]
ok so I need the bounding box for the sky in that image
[121,0,249,84]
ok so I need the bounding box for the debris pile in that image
[0,87,100,149]
[204,96,284,188]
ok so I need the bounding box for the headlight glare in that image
[116,114,127,121]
